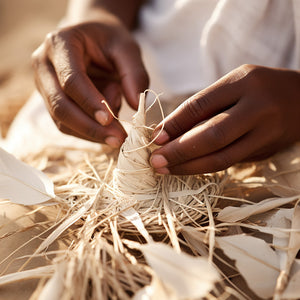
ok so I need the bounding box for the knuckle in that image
[165,95,211,136]
[78,96,94,114]
[45,29,68,46]
[55,121,70,135]
[237,64,257,78]
[44,31,55,45]
[242,64,266,88]
[45,27,83,57]
[169,164,187,175]
[184,93,211,119]
[85,126,100,140]
[212,151,233,171]
[44,30,62,50]
[82,97,93,111]
[166,117,185,136]
[207,123,227,149]
[60,71,80,93]
[239,63,256,73]
[50,95,67,121]
[54,120,64,132]
[31,45,47,70]
[31,50,41,69]
[168,145,186,165]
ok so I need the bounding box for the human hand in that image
[32,20,148,147]
[150,64,300,174]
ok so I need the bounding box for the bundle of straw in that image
[1,92,300,299]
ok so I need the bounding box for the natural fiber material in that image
[1,92,300,299]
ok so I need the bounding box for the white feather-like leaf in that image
[216,234,279,298]
[36,195,96,253]
[0,265,54,286]
[121,208,152,242]
[38,262,66,300]
[273,205,300,298]
[282,259,300,298]
[262,143,300,197]
[217,195,299,222]
[138,242,219,299]
[0,148,55,205]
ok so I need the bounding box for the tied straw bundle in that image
[1,91,300,299]
[112,92,223,244]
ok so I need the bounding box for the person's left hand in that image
[150,64,300,175]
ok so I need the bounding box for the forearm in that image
[64,0,144,29]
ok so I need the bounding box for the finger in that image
[34,55,127,146]
[158,127,276,175]
[46,31,115,126]
[53,120,123,145]
[54,99,126,147]
[242,136,286,162]
[52,120,97,142]
[92,79,122,115]
[150,99,259,169]
[87,63,122,115]
[152,69,245,144]
[109,37,149,109]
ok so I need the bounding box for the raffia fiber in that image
[1,92,300,299]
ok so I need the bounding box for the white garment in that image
[135,0,300,100]
[1,92,102,157]
[4,0,300,155]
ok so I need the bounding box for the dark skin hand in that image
[150,64,300,175]
[32,5,148,148]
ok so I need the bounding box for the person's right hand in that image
[32,19,148,147]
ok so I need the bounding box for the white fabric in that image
[135,0,300,100]
[1,92,102,157]
[4,0,300,153]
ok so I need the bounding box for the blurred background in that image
[0,0,68,136]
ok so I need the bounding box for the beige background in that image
[0,0,68,136]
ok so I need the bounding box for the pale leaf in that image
[265,209,292,269]
[251,208,293,245]
[38,262,66,300]
[121,208,152,242]
[217,195,299,222]
[0,265,54,286]
[274,205,300,297]
[262,143,300,197]
[216,234,279,299]
[36,195,95,253]
[281,259,300,298]
[258,207,300,297]
[181,227,208,257]
[133,275,177,300]
[139,242,219,299]
[0,148,55,205]
[286,205,300,272]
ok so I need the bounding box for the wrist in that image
[63,0,144,29]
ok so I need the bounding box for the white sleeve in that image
[135,0,297,100]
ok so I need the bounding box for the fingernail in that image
[95,110,109,126]
[152,129,170,144]
[105,136,121,148]
[155,167,170,175]
[150,154,168,168]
